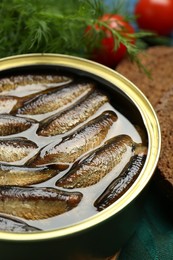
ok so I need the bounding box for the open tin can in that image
[0,54,161,259]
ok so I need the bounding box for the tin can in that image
[0,54,161,260]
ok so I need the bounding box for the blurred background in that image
[1,0,173,66]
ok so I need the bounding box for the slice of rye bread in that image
[116,46,173,201]
[116,46,173,107]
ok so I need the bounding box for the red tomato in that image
[86,14,135,68]
[135,0,173,36]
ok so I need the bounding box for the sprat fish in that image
[56,135,135,189]
[94,146,147,211]
[0,186,83,220]
[11,82,94,115]
[37,90,108,136]
[30,110,117,167]
[0,74,73,93]
[0,163,59,186]
[0,114,37,136]
[0,138,38,163]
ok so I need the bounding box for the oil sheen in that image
[0,74,146,232]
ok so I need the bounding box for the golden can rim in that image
[0,53,161,241]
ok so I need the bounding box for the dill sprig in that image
[0,0,152,63]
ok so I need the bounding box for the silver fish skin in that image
[56,135,135,189]
[0,186,83,220]
[0,114,37,136]
[0,163,58,186]
[12,82,94,115]
[0,138,38,163]
[37,90,108,136]
[31,110,117,167]
[94,146,147,211]
[0,96,19,113]
[0,74,73,93]
[0,215,41,232]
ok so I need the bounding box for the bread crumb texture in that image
[116,46,173,106]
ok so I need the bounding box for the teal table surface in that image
[118,181,173,260]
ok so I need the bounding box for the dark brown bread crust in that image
[116,46,173,201]
[155,88,173,200]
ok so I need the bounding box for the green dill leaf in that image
[0,0,154,72]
